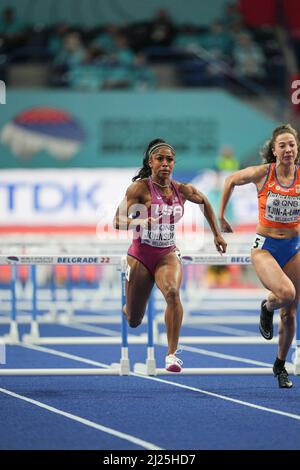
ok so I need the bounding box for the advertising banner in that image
[0,169,258,231]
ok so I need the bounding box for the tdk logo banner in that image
[0,182,101,211]
[0,169,132,225]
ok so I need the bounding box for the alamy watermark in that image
[291,80,300,105]
[0,80,6,104]
[95,199,206,250]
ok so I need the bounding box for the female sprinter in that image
[219,124,300,388]
[114,138,227,372]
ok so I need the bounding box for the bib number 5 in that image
[252,235,265,250]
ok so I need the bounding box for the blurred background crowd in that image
[0,0,299,100]
[0,0,300,289]
[1,0,300,210]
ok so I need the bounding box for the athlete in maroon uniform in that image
[114,139,227,371]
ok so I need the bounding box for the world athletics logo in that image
[0,106,85,160]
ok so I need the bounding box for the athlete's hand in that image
[219,217,233,233]
[214,234,227,254]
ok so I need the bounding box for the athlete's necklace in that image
[151,179,170,188]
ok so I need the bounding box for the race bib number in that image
[141,224,176,248]
[252,234,266,250]
[265,192,300,223]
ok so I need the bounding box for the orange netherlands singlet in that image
[258,163,300,228]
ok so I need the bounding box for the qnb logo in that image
[0,80,6,104]
[291,80,300,105]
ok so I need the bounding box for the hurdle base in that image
[110,360,130,376]
[22,320,40,343]
[134,346,157,375]
[2,321,20,344]
[111,347,130,375]
[134,359,157,376]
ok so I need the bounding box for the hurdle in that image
[0,265,121,323]
[1,253,299,376]
[134,253,300,376]
[0,255,130,376]
[1,255,147,347]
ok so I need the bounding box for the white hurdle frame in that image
[0,255,130,376]
[0,253,299,376]
[134,254,300,376]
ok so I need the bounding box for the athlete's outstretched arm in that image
[179,183,227,254]
[219,165,268,232]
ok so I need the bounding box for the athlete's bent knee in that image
[165,287,180,303]
[280,308,297,323]
[278,285,296,306]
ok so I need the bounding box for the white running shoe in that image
[165,353,183,373]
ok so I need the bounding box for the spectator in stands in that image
[52,32,86,86]
[54,32,86,69]
[112,34,135,66]
[174,25,203,54]
[48,22,70,57]
[217,146,240,171]
[132,53,156,89]
[200,21,233,61]
[233,33,265,81]
[222,1,242,28]
[101,34,135,89]
[92,24,120,55]
[149,9,175,47]
[68,46,106,91]
[0,7,24,38]
[0,6,24,57]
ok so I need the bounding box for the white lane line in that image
[65,321,120,337]
[0,387,162,450]
[18,343,300,423]
[20,343,112,368]
[176,344,273,367]
[138,375,300,421]
[188,324,256,336]
[22,341,273,370]
[37,323,273,368]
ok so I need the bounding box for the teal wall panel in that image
[1,0,231,26]
[0,89,278,169]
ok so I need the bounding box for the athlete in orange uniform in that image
[219,124,300,388]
